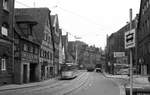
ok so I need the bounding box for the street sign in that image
[125,29,135,49]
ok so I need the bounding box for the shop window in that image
[1,58,6,71]
[3,0,8,11]
[1,25,8,36]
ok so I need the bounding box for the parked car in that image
[95,68,102,72]
[87,67,95,72]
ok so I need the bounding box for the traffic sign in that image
[125,29,135,49]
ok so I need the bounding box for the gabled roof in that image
[15,8,51,44]
[51,14,59,27]
[50,15,55,27]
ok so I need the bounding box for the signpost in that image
[124,9,134,95]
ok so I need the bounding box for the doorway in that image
[23,64,28,83]
[30,63,37,82]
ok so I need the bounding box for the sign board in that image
[125,29,135,49]
[114,52,125,57]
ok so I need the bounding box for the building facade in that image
[137,0,150,75]
[106,19,137,74]
[62,33,69,63]
[14,14,40,84]
[0,0,14,85]
[15,8,54,80]
[51,15,61,76]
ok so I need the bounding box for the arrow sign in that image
[125,29,135,49]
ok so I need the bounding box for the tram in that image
[60,63,77,79]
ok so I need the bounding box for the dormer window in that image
[3,0,8,11]
[19,23,32,37]
[1,24,8,36]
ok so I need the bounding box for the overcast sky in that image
[15,0,141,49]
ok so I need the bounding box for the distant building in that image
[58,29,65,73]
[68,41,87,66]
[0,0,15,85]
[62,33,69,63]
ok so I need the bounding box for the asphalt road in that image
[0,71,122,95]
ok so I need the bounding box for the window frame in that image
[23,44,28,51]
[1,26,8,36]
[3,0,9,11]
[1,58,6,71]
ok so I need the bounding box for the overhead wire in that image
[56,6,104,31]
[15,0,32,8]
[54,6,104,38]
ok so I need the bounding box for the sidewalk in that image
[0,70,83,91]
[0,77,59,91]
[103,72,129,80]
[104,72,150,85]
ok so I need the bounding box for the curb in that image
[0,84,41,92]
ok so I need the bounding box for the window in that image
[3,0,8,11]
[1,58,6,71]
[24,44,28,51]
[147,42,150,54]
[1,26,8,36]
[47,52,49,59]
[19,23,32,37]
[30,46,33,53]
[40,49,43,57]
[147,19,149,31]
[147,1,149,8]
[44,33,47,41]
[34,48,38,54]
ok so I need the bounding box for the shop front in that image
[21,52,40,83]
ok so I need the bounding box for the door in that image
[23,64,28,83]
